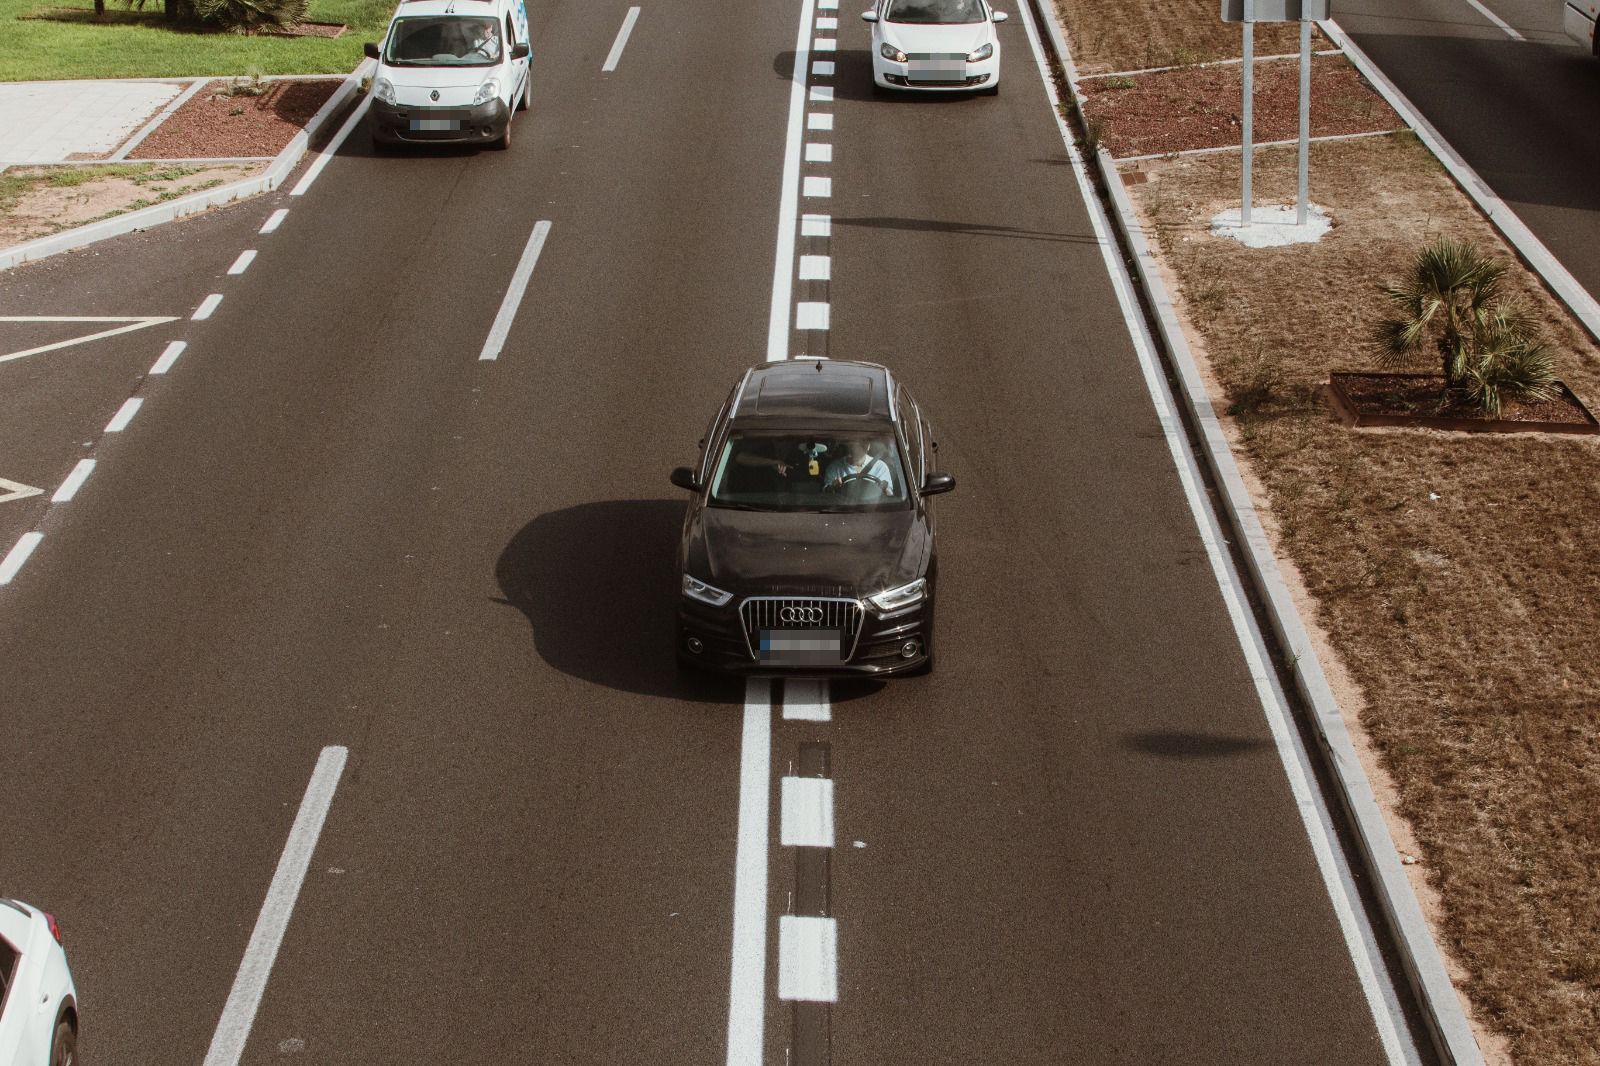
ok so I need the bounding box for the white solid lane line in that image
[778,916,838,1002]
[227,250,257,275]
[602,6,643,71]
[478,220,552,362]
[290,97,370,198]
[0,532,44,586]
[52,460,95,503]
[260,209,289,234]
[781,777,834,847]
[1018,3,1409,1060]
[766,0,820,363]
[150,340,186,375]
[726,680,773,1066]
[202,746,348,1066]
[193,294,223,321]
[1463,0,1525,39]
[105,398,142,433]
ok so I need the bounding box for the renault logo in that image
[780,606,824,625]
[430,90,440,101]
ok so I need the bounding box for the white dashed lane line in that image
[795,302,830,330]
[801,214,831,237]
[808,113,833,131]
[778,917,838,1002]
[803,176,831,198]
[602,6,642,72]
[0,532,44,586]
[227,250,257,275]
[478,219,553,362]
[805,143,832,163]
[150,340,186,375]
[260,209,289,234]
[51,460,95,503]
[798,255,831,281]
[781,776,835,847]
[193,293,223,320]
[104,397,142,433]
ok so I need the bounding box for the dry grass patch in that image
[0,162,265,250]
[1053,0,1311,74]
[1127,133,1600,1064]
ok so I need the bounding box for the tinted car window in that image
[708,430,910,512]
[886,0,986,24]
[0,933,17,1014]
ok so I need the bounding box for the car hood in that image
[882,21,990,54]
[687,507,927,598]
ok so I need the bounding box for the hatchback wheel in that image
[50,1021,77,1066]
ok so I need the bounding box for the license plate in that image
[908,61,966,81]
[759,629,842,665]
[410,118,462,131]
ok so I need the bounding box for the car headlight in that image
[373,77,397,105]
[683,575,734,608]
[868,578,926,612]
[967,42,994,62]
[880,42,908,62]
[473,78,501,106]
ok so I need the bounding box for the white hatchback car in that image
[863,0,1009,95]
[0,899,78,1066]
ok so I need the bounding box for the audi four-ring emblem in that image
[780,606,824,624]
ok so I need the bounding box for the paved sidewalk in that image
[0,80,206,166]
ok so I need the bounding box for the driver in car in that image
[824,438,894,495]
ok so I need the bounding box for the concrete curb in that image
[1024,3,1487,1065]
[1322,18,1600,344]
[0,60,373,274]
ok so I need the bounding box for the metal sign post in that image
[1222,0,1330,228]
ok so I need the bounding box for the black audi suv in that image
[670,359,954,677]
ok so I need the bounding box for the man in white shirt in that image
[824,438,894,496]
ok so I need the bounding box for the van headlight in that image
[868,578,926,612]
[373,78,397,105]
[683,575,734,607]
[473,78,501,105]
[967,42,994,62]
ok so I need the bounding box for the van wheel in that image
[493,117,511,150]
[50,1021,77,1066]
[516,77,529,112]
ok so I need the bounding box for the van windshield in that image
[385,16,502,66]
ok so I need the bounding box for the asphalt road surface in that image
[1334,0,1600,307]
[1,1,1437,1063]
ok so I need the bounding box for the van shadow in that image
[493,499,741,704]
[772,49,992,104]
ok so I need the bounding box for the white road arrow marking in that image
[0,316,179,364]
[0,477,44,504]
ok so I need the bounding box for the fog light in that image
[687,636,705,655]
[900,640,920,659]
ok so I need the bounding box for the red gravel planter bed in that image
[129,78,341,160]
[1328,372,1600,434]
[1078,53,1402,159]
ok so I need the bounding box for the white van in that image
[1566,0,1598,53]
[363,0,532,150]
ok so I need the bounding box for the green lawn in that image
[0,0,395,80]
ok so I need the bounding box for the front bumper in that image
[872,54,998,91]
[370,98,509,144]
[677,593,933,677]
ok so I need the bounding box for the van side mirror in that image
[861,10,879,20]
[670,467,704,493]
[511,42,530,59]
[363,41,382,60]
[921,472,956,496]
[992,11,1009,21]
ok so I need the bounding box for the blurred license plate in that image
[908,61,965,81]
[759,629,842,665]
[410,118,463,131]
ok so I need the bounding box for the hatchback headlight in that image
[868,578,926,612]
[880,42,908,62]
[967,42,994,62]
[683,575,734,608]
[473,78,501,106]
[373,77,397,105]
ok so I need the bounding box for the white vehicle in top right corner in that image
[1566,0,1598,53]
[0,899,78,1066]
[862,0,1009,95]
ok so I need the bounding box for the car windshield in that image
[708,430,911,513]
[385,16,502,66]
[885,0,986,24]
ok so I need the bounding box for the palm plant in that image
[1377,238,1558,414]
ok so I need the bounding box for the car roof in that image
[730,359,895,423]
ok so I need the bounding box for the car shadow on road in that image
[494,499,741,705]
[772,49,994,104]
[831,214,1099,244]
[1122,730,1272,759]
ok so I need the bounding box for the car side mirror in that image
[670,467,704,493]
[992,11,1009,21]
[861,10,879,21]
[511,42,530,59]
[363,41,382,60]
[921,472,956,496]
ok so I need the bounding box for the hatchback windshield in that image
[385,16,502,66]
[709,430,910,512]
[885,0,986,24]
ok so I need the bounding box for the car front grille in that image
[739,597,864,661]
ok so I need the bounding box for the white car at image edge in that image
[0,899,78,1066]
[863,0,1009,95]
